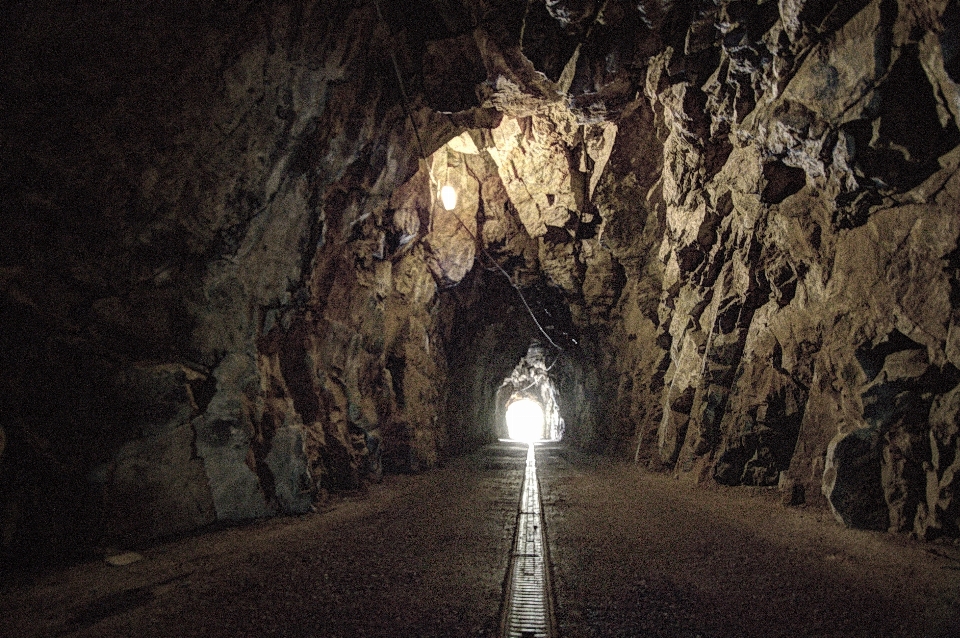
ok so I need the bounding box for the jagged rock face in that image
[2,0,960,561]
[615,0,960,540]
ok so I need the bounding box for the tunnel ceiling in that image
[2,0,960,563]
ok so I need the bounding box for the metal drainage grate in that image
[502,443,554,638]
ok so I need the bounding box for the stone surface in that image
[104,551,144,567]
[3,0,960,566]
[100,422,216,544]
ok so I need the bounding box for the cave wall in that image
[0,0,596,562]
[0,0,501,561]
[3,0,960,562]
[478,0,960,539]
[564,0,960,538]
[408,0,960,537]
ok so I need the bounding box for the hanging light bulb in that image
[439,184,458,211]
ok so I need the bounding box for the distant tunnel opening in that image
[505,397,545,442]
[497,342,564,442]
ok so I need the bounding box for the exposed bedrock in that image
[2,0,960,562]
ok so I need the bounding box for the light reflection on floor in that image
[501,442,554,638]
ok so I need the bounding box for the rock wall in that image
[408,0,960,538]
[3,0,960,563]
[0,0,493,561]
[573,0,960,538]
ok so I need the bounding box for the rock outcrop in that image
[2,0,959,563]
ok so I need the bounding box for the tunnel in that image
[497,342,563,443]
[2,0,960,636]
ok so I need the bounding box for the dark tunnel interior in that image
[2,0,960,635]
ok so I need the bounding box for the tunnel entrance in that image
[505,398,545,442]
[497,342,563,442]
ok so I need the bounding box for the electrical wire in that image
[372,0,427,162]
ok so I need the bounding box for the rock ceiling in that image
[2,0,960,562]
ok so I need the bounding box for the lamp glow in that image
[439,184,458,210]
[505,398,545,442]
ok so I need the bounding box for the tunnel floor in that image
[2,443,959,637]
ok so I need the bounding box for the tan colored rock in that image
[487,115,579,238]
[104,551,143,567]
[7,0,960,559]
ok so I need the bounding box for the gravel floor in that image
[2,442,959,638]
[537,444,960,638]
[0,442,527,638]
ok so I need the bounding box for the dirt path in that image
[2,442,959,638]
[537,444,960,638]
[0,443,526,638]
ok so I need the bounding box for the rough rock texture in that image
[596,0,960,540]
[0,0,466,561]
[3,0,960,563]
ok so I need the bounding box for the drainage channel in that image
[501,443,555,638]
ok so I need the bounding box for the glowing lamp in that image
[506,398,545,442]
[439,184,458,210]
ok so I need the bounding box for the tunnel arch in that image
[495,342,564,442]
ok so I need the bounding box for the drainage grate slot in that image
[502,444,554,638]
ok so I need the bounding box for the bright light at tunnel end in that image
[505,398,545,443]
